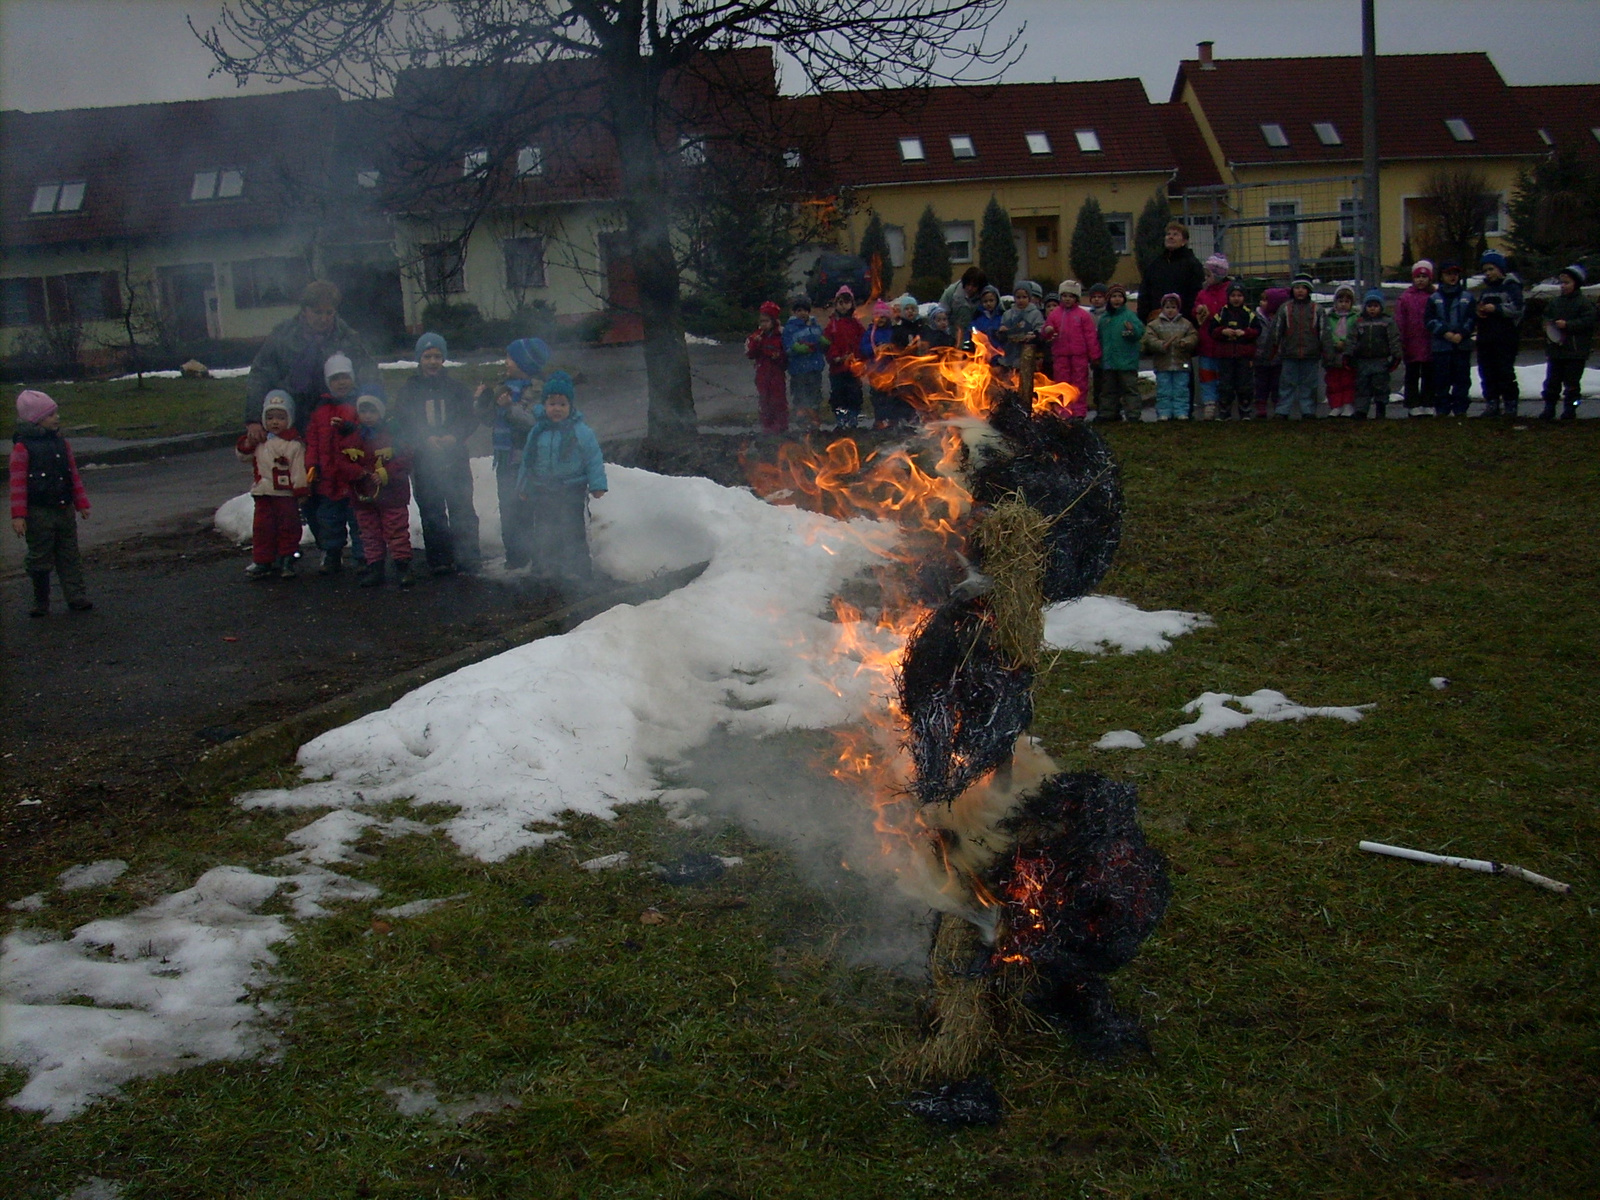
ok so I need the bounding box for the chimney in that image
[1198,41,1215,69]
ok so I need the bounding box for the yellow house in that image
[1171,46,1548,276]
[814,80,1195,293]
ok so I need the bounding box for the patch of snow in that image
[238,466,893,861]
[1469,364,1598,401]
[1094,729,1146,750]
[378,359,465,370]
[1430,676,1450,690]
[717,855,744,868]
[59,1180,123,1200]
[684,333,720,346]
[386,1081,518,1123]
[1155,689,1373,749]
[277,866,380,920]
[56,860,127,891]
[276,809,432,867]
[579,852,630,871]
[9,894,47,912]
[1,866,294,1121]
[1043,595,1212,655]
[375,894,469,918]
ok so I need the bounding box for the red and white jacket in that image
[236,430,309,499]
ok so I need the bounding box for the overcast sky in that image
[2,0,1597,112]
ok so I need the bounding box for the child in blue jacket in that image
[1425,262,1476,416]
[782,295,829,428]
[515,371,607,582]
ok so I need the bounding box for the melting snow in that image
[9,894,47,912]
[1155,689,1372,748]
[56,861,127,891]
[1430,677,1450,690]
[386,1081,519,1123]
[1094,729,1147,750]
[1043,595,1211,655]
[374,895,469,918]
[59,1181,123,1200]
[580,852,631,871]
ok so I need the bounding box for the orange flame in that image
[857,332,1083,420]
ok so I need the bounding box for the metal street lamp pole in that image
[1362,0,1381,290]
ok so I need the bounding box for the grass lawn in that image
[5,419,1598,1198]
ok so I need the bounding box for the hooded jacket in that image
[347,419,412,509]
[1205,301,1260,359]
[823,312,866,375]
[1271,296,1325,361]
[516,409,607,494]
[1044,303,1100,363]
[1425,282,1476,353]
[1395,281,1434,363]
[781,314,828,374]
[1474,272,1525,352]
[394,369,477,458]
[237,429,309,499]
[1352,306,1402,364]
[305,398,364,501]
[1322,291,1361,369]
[1192,278,1234,357]
[1544,288,1597,359]
[1141,313,1199,371]
[1096,304,1145,372]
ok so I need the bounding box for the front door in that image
[598,232,639,312]
[158,263,216,345]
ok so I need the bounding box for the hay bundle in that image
[904,912,993,1081]
[971,498,1047,672]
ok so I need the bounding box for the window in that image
[1339,198,1359,240]
[884,225,906,269]
[463,149,488,177]
[0,277,44,327]
[356,169,380,189]
[1267,200,1300,245]
[949,134,976,159]
[190,171,218,200]
[1444,118,1475,142]
[1025,131,1052,156]
[1482,193,1504,235]
[232,257,310,309]
[898,136,925,162]
[679,135,705,166]
[57,272,122,322]
[517,146,544,177]
[1260,123,1289,148]
[31,180,86,213]
[218,169,245,198]
[1591,127,1600,145]
[1313,122,1342,146]
[943,221,975,264]
[421,241,466,295]
[1538,128,1553,146]
[503,237,547,289]
[783,148,802,169]
[191,169,244,200]
[1074,129,1101,153]
[1104,213,1131,255]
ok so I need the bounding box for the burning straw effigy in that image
[748,334,1170,1124]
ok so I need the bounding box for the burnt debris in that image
[902,1076,1004,1127]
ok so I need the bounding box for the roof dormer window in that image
[218,168,244,198]
[1537,128,1553,146]
[898,136,925,162]
[517,146,543,177]
[191,168,244,200]
[783,148,802,169]
[357,169,380,188]
[1260,123,1289,148]
[463,149,488,177]
[1592,127,1600,145]
[1074,129,1102,153]
[949,134,976,159]
[30,180,85,214]
[1444,118,1475,142]
[679,135,706,166]
[1313,122,1342,146]
[1025,131,1052,156]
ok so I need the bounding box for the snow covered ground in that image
[1043,594,1212,655]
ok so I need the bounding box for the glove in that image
[342,447,365,462]
[374,446,394,463]
[372,465,389,487]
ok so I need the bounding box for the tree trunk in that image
[610,74,697,447]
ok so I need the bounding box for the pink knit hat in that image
[872,299,893,317]
[1204,252,1229,275]
[1411,260,1434,278]
[16,389,57,424]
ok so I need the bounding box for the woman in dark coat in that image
[1137,222,1207,324]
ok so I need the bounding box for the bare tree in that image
[1418,169,1500,268]
[194,1,1018,446]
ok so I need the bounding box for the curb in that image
[1,430,239,479]
[183,559,709,796]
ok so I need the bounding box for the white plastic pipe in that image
[1359,841,1572,894]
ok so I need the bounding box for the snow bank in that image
[1156,689,1372,749]
[378,359,465,370]
[56,861,126,891]
[1043,594,1212,655]
[236,467,892,861]
[1468,364,1598,401]
[1094,729,1146,750]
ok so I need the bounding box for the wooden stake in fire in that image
[1016,343,1038,408]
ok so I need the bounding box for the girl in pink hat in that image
[10,389,92,616]
[1395,261,1436,415]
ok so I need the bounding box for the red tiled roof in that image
[1513,84,1600,163]
[1154,102,1223,191]
[811,79,1177,187]
[1172,53,1547,167]
[1,89,341,249]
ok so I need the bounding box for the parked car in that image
[807,253,871,306]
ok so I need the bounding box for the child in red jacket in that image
[746,300,789,433]
[346,395,414,588]
[301,354,366,572]
[822,286,867,431]
[236,391,309,579]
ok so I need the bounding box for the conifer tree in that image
[978,194,1017,294]
[859,213,894,294]
[910,204,951,297]
[1134,188,1172,272]
[1069,196,1118,290]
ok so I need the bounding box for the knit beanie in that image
[759,300,782,319]
[414,331,448,360]
[542,370,575,400]
[1015,280,1043,299]
[790,293,811,309]
[872,299,893,318]
[1086,282,1109,297]
[1261,287,1290,316]
[1159,292,1182,309]
[15,389,57,424]
[1411,260,1434,278]
[1334,284,1356,302]
[1559,263,1587,285]
[1439,261,1462,275]
[261,390,294,424]
[1226,282,1247,300]
[834,284,855,301]
[930,304,950,321]
[355,394,385,420]
[1057,279,1082,299]
[1204,252,1229,275]
[1479,251,1507,272]
[1044,292,1060,306]
[1290,273,1313,292]
[507,337,550,377]
[1106,282,1127,299]
[893,293,918,312]
[1363,288,1386,308]
[323,352,354,381]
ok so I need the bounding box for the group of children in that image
[239,332,606,590]
[750,252,1593,427]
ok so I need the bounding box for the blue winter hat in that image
[1479,251,1507,272]
[1363,289,1385,308]
[1559,263,1587,285]
[542,370,575,400]
[415,331,448,360]
[507,336,550,377]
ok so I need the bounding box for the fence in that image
[1178,175,1377,290]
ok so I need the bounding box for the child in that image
[746,301,789,434]
[922,305,956,349]
[1540,264,1596,421]
[1206,282,1258,419]
[1086,283,1109,411]
[302,353,366,572]
[1271,274,1324,419]
[880,294,926,427]
[1425,262,1475,416]
[1040,292,1060,378]
[396,332,480,575]
[822,286,866,430]
[1322,285,1359,417]
[10,389,91,616]
[515,372,607,581]
[1141,293,1199,419]
[782,295,828,428]
[344,396,414,587]
[860,301,897,429]
[1044,279,1100,418]
[971,284,1004,354]
[1252,287,1288,418]
[1351,290,1402,419]
[891,294,925,346]
[997,280,1045,372]
[236,391,308,579]
[1096,283,1145,422]
[1395,261,1435,415]
[1191,253,1232,420]
[1474,251,1524,418]
[474,337,546,567]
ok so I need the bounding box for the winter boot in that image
[319,548,343,575]
[1202,402,1217,421]
[277,555,297,579]
[358,560,385,588]
[28,571,50,618]
[1374,401,1387,420]
[244,562,276,581]
[1560,400,1578,421]
[1539,400,1557,421]
[395,559,415,590]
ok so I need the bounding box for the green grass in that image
[6,420,1599,1198]
[3,378,249,440]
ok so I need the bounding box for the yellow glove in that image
[372,465,389,487]
[305,465,318,485]
[342,447,365,462]
[374,446,394,463]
